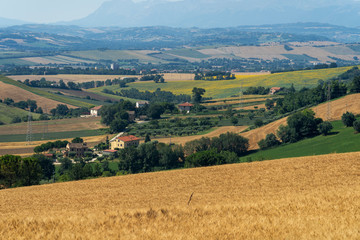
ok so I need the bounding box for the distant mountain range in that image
[68,0,360,28]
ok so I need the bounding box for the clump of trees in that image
[100,100,135,133]
[244,86,270,95]
[194,71,235,81]
[34,140,69,153]
[140,74,165,83]
[342,112,356,127]
[0,154,54,189]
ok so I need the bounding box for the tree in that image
[254,119,264,128]
[258,133,280,150]
[71,137,84,143]
[350,76,360,93]
[27,100,37,112]
[145,133,151,143]
[265,99,275,110]
[4,98,14,105]
[342,112,356,127]
[231,116,238,125]
[0,155,21,188]
[277,124,297,143]
[110,119,128,133]
[211,132,249,156]
[353,119,360,133]
[318,121,333,136]
[147,104,165,119]
[192,87,206,103]
[185,148,225,168]
[20,157,43,186]
[32,154,55,181]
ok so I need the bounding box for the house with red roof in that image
[110,135,141,150]
[269,87,282,95]
[178,102,194,113]
[90,105,103,117]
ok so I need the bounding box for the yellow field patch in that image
[0,152,359,239]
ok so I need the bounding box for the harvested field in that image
[156,126,248,145]
[0,152,359,239]
[0,117,105,135]
[0,81,76,111]
[0,134,109,156]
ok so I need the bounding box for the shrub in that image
[318,121,333,136]
[353,119,360,133]
[258,133,281,150]
[342,112,356,127]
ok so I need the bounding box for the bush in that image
[353,119,360,133]
[258,133,281,150]
[318,121,333,136]
[342,112,356,127]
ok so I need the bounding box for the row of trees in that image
[102,88,191,103]
[0,154,54,189]
[2,98,40,113]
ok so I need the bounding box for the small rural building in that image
[136,101,149,108]
[102,149,118,156]
[90,105,103,117]
[270,87,282,95]
[110,135,141,150]
[127,111,136,122]
[178,102,194,113]
[65,143,89,158]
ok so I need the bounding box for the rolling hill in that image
[0,152,358,239]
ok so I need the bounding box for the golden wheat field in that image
[0,152,359,239]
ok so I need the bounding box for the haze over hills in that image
[68,0,360,28]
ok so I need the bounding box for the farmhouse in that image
[110,135,141,150]
[65,143,88,158]
[90,105,103,117]
[136,101,149,108]
[178,102,194,113]
[270,87,282,95]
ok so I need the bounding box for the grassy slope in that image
[92,66,351,99]
[0,75,93,108]
[240,120,360,161]
[0,104,40,124]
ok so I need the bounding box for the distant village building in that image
[65,143,88,158]
[178,102,194,113]
[90,105,103,117]
[110,63,119,70]
[110,135,141,150]
[136,101,149,108]
[270,87,282,95]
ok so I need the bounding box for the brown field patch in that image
[0,152,359,239]
[0,81,75,111]
[0,117,105,135]
[156,126,248,145]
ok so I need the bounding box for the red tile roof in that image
[178,102,194,107]
[117,135,141,142]
[103,150,118,153]
[91,105,103,110]
[271,87,281,91]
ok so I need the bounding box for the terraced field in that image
[0,152,358,239]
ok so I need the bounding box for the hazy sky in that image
[0,0,109,23]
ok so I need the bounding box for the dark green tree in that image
[342,112,356,127]
[192,87,206,103]
[318,121,333,136]
[71,137,84,143]
[20,157,43,186]
[353,119,360,133]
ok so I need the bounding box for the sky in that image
[0,0,109,23]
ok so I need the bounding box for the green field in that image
[0,76,93,108]
[167,49,210,59]
[0,129,107,142]
[0,104,40,124]
[240,120,360,162]
[91,67,352,99]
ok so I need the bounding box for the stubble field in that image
[0,152,359,239]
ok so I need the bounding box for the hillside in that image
[0,103,39,124]
[0,76,93,108]
[242,93,360,149]
[0,152,359,239]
